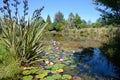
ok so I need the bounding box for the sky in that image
[0,0,101,23]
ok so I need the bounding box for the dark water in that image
[73,48,119,79]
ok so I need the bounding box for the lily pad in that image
[22,70,31,75]
[62,74,72,80]
[35,73,46,79]
[51,74,62,80]
[22,75,33,80]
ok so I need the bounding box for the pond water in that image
[43,33,120,79]
[73,48,119,79]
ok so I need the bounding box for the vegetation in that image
[46,15,53,31]
[0,40,21,79]
[100,29,120,67]
[0,0,46,79]
[93,0,120,26]
[93,0,120,76]
[53,11,65,31]
[0,0,120,79]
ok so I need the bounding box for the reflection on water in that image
[73,48,119,79]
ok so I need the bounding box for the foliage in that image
[55,22,65,31]
[22,65,72,80]
[0,40,21,80]
[62,74,72,80]
[100,29,120,67]
[0,0,47,66]
[22,66,72,80]
[50,74,61,80]
[93,0,120,25]
[46,15,52,24]
[53,11,65,31]
[67,13,87,29]
[68,12,74,22]
[0,18,46,65]
[21,40,74,80]
[54,11,65,23]
[46,15,54,31]
[92,22,102,28]
[22,75,33,80]
[47,24,54,31]
[73,13,82,29]
[0,0,46,79]
[0,22,2,34]
[67,12,75,29]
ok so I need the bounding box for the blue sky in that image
[0,0,101,23]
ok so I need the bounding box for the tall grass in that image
[0,39,21,79]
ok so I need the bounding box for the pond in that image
[42,33,120,79]
[73,48,119,79]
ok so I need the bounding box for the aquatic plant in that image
[62,74,72,80]
[22,75,33,80]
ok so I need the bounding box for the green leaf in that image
[22,75,33,80]
[22,70,31,75]
[62,74,72,80]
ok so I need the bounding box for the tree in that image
[46,15,52,24]
[67,12,75,29]
[53,11,65,31]
[92,22,102,28]
[73,13,82,29]
[87,20,92,25]
[68,12,74,22]
[81,19,87,25]
[54,11,64,23]
[79,19,87,28]
[96,17,106,26]
[93,0,120,25]
[46,15,53,31]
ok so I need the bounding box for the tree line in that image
[44,0,120,31]
[43,11,109,32]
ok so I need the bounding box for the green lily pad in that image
[22,75,33,80]
[62,74,72,80]
[35,70,49,79]
[51,74,62,80]
[22,70,31,75]
[52,63,65,70]
[35,73,47,79]
[44,76,54,80]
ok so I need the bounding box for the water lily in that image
[23,67,27,70]
[55,47,59,51]
[45,61,49,65]
[59,58,64,62]
[53,41,56,46]
[45,52,49,56]
[72,50,75,53]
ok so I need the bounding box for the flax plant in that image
[0,0,46,66]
